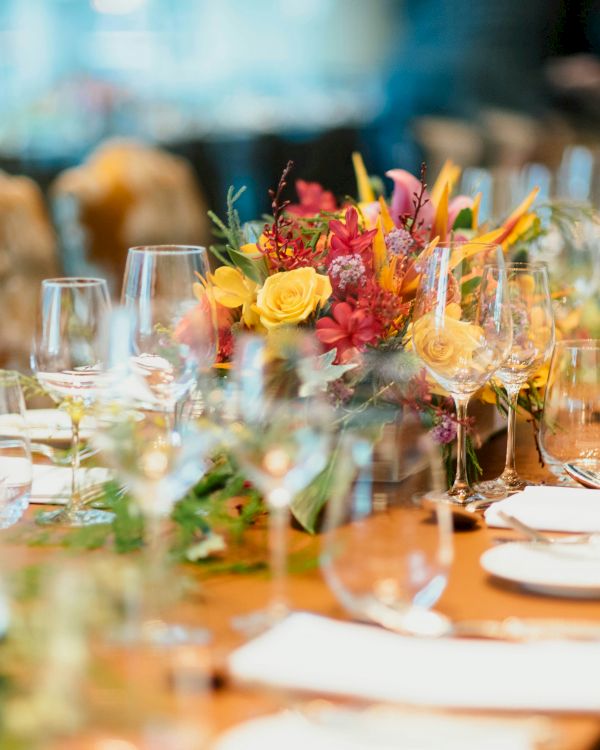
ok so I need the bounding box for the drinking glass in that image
[93,308,215,643]
[121,245,217,413]
[31,277,111,526]
[229,331,332,632]
[321,412,453,636]
[539,340,600,481]
[412,243,512,504]
[476,263,554,496]
[0,372,32,528]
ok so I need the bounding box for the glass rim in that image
[483,261,549,271]
[127,245,208,256]
[553,338,600,349]
[42,277,107,287]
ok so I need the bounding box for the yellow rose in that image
[254,267,332,329]
[210,266,260,328]
[412,312,484,378]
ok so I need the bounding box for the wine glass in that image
[476,263,554,497]
[229,330,333,632]
[412,243,512,505]
[321,412,453,637]
[93,308,216,643]
[121,245,217,413]
[539,340,600,482]
[31,277,112,526]
[0,372,32,528]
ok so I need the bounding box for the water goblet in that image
[539,340,600,482]
[476,262,554,496]
[121,245,217,413]
[0,372,32,528]
[229,330,333,632]
[31,277,112,526]
[412,243,512,505]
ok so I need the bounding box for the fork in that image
[498,511,600,545]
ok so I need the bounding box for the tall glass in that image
[230,331,332,632]
[0,372,32,528]
[31,277,111,526]
[477,263,554,496]
[412,244,512,505]
[540,340,600,482]
[121,245,217,413]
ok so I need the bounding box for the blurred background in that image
[2,0,600,366]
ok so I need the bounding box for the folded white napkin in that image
[31,464,112,504]
[228,613,600,712]
[214,710,540,750]
[485,486,600,532]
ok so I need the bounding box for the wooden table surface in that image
[5,420,600,749]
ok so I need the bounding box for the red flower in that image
[287,179,337,217]
[327,207,377,263]
[316,301,381,359]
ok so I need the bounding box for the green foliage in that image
[208,185,268,284]
[452,207,473,230]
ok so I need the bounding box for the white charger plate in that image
[481,542,600,598]
[0,409,93,444]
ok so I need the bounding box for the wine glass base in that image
[36,507,115,527]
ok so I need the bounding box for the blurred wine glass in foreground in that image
[540,339,600,482]
[31,277,111,526]
[93,308,216,643]
[230,330,333,632]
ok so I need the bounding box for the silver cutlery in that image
[498,510,600,545]
[371,604,600,641]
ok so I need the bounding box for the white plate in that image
[481,542,600,598]
[0,409,93,444]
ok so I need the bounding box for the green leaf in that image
[452,207,473,230]
[461,275,481,296]
[224,245,268,284]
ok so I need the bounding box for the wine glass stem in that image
[143,510,169,623]
[451,396,471,498]
[267,498,290,621]
[502,385,521,482]
[68,411,82,515]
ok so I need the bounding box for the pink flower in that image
[386,169,434,232]
[316,301,380,359]
[287,179,337,217]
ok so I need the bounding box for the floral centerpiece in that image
[200,156,543,529]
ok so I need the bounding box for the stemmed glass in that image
[0,372,32,528]
[230,331,332,632]
[93,308,216,643]
[31,277,111,526]
[540,340,600,482]
[121,245,217,413]
[477,263,554,496]
[412,243,512,505]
